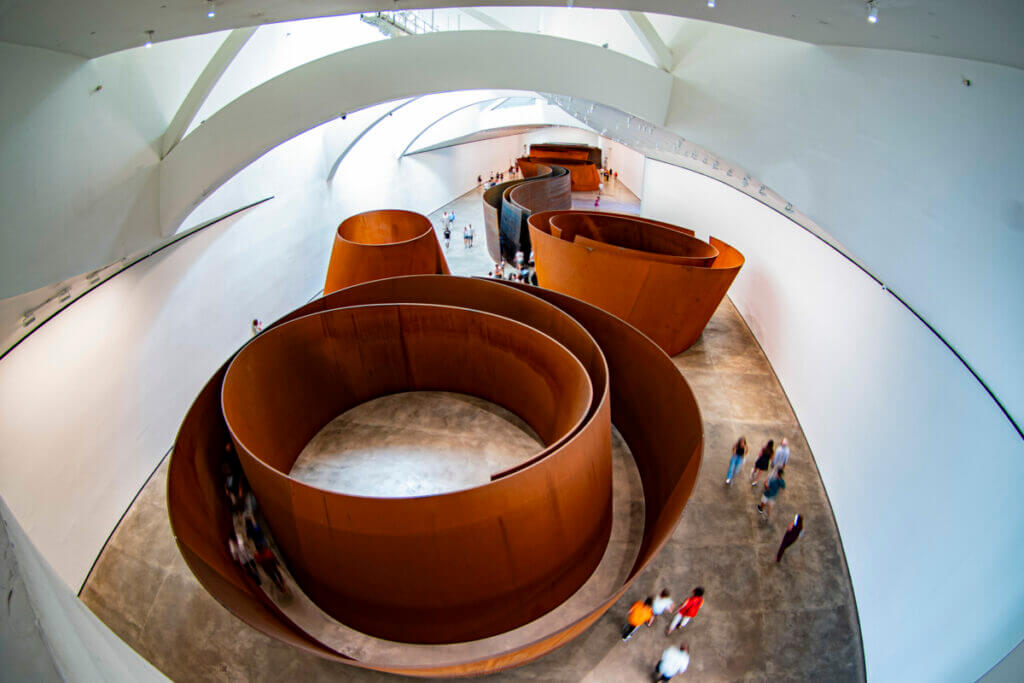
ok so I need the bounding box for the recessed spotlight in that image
[867,2,878,24]
[144,30,154,48]
[707,0,716,7]
[207,1,216,18]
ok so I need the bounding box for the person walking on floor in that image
[654,643,690,681]
[467,224,475,248]
[776,513,804,563]
[771,437,790,476]
[651,589,674,625]
[756,469,786,521]
[622,596,655,641]
[443,224,451,250]
[750,439,774,487]
[726,436,747,484]
[667,587,704,633]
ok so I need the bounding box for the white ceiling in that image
[2,1,1023,69]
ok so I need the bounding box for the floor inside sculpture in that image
[81,290,864,681]
[426,177,641,276]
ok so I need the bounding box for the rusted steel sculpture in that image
[482,165,571,264]
[529,210,745,355]
[323,209,449,294]
[518,143,602,192]
[168,274,702,677]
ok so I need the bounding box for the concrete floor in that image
[79,184,864,681]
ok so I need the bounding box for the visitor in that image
[651,589,674,624]
[496,260,505,279]
[463,225,471,248]
[621,596,655,641]
[750,439,774,487]
[655,642,690,681]
[448,210,455,227]
[594,194,600,208]
[228,534,260,584]
[726,436,747,484]
[250,318,262,336]
[468,224,475,247]
[519,266,529,282]
[443,224,451,250]
[667,587,704,633]
[514,250,525,268]
[756,469,786,520]
[772,437,790,476]
[776,513,804,563]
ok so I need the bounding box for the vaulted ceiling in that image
[2,0,1023,69]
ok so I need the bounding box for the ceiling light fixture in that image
[144,30,154,48]
[707,0,716,8]
[207,1,216,18]
[867,1,879,24]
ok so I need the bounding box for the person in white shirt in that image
[772,437,790,476]
[651,589,674,623]
[655,643,690,681]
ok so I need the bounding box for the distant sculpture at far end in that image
[528,210,744,355]
[519,143,602,192]
[324,209,449,294]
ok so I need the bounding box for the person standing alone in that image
[776,513,804,563]
[654,643,690,681]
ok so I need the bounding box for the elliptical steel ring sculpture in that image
[529,210,746,355]
[168,274,703,677]
[518,143,602,191]
[324,209,449,294]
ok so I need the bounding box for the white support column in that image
[160,27,258,158]
[620,11,673,72]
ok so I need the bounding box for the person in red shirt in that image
[621,596,655,641]
[666,587,705,634]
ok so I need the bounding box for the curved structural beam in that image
[323,210,449,294]
[529,210,745,355]
[168,274,702,677]
[160,31,672,234]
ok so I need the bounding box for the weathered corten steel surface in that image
[323,209,449,294]
[519,144,602,191]
[482,164,571,263]
[529,209,745,355]
[167,274,702,677]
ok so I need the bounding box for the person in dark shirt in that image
[756,470,786,520]
[776,513,804,562]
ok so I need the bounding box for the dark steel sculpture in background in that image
[482,165,571,264]
[528,210,745,355]
[519,143,602,192]
[324,209,449,294]
[168,272,703,677]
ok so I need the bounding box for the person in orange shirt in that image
[667,587,705,634]
[621,596,655,641]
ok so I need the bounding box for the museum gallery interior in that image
[0,2,1022,682]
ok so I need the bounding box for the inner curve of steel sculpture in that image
[528,209,745,355]
[518,143,602,192]
[482,162,571,264]
[168,208,704,678]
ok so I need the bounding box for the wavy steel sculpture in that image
[529,210,745,356]
[168,274,702,677]
[482,166,571,264]
[324,209,449,294]
[519,143,602,192]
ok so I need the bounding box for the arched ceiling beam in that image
[158,30,672,235]
[160,27,257,158]
[620,11,673,72]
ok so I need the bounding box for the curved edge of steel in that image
[168,274,703,677]
[324,209,449,294]
[529,210,745,355]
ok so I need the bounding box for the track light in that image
[207,1,216,18]
[867,2,878,24]
[144,30,154,48]
[707,0,716,7]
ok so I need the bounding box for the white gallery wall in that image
[599,137,645,197]
[642,158,1024,683]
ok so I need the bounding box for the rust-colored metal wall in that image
[519,144,603,191]
[323,209,449,294]
[483,165,571,263]
[168,274,703,677]
[529,210,745,355]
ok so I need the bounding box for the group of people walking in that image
[440,211,474,250]
[726,435,805,561]
[622,587,705,679]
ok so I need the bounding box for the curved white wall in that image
[642,158,1024,683]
